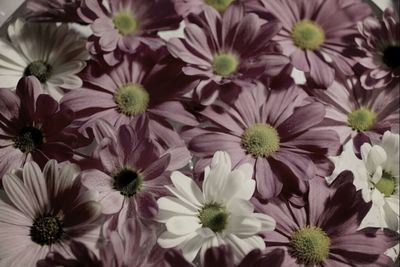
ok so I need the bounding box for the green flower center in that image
[198,203,229,233]
[289,225,331,265]
[114,83,149,116]
[205,0,233,12]
[375,171,396,197]
[13,126,44,153]
[291,20,325,50]
[30,215,64,246]
[212,52,239,77]
[24,60,52,83]
[113,168,142,197]
[382,45,400,70]
[241,124,280,158]
[113,12,139,35]
[347,108,377,131]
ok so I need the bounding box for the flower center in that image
[113,83,149,116]
[30,214,64,246]
[375,171,396,197]
[291,20,325,50]
[13,126,44,153]
[289,225,331,265]
[347,108,377,131]
[113,12,139,35]
[198,203,229,233]
[382,45,400,70]
[212,52,239,77]
[24,60,52,83]
[113,168,142,197]
[205,0,233,12]
[241,124,280,158]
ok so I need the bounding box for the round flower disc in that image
[30,215,64,246]
[114,83,150,116]
[199,203,229,233]
[212,52,239,77]
[241,124,280,158]
[291,20,325,50]
[375,171,396,197]
[382,45,400,70]
[13,126,44,153]
[24,60,52,83]
[113,12,139,35]
[113,168,142,197]
[205,0,233,12]
[347,108,377,131]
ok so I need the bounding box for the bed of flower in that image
[0,0,398,267]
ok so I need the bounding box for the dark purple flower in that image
[306,76,399,149]
[26,0,84,23]
[253,171,399,266]
[183,82,341,199]
[0,77,80,179]
[165,245,285,267]
[249,0,371,88]
[356,8,400,90]
[167,4,290,105]
[78,0,181,66]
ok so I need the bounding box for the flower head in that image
[157,151,276,263]
[183,83,341,199]
[167,4,290,105]
[0,20,88,100]
[254,171,399,266]
[356,8,400,90]
[0,77,82,179]
[0,160,102,267]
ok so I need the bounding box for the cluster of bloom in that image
[0,0,398,266]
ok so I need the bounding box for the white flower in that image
[156,151,275,263]
[327,131,399,231]
[0,19,89,100]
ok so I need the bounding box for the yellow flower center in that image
[114,83,149,116]
[113,12,139,35]
[347,108,377,131]
[205,0,233,12]
[291,20,325,50]
[241,124,280,158]
[211,52,239,77]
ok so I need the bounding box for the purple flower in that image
[183,83,341,199]
[306,76,399,149]
[81,123,172,223]
[78,0,181,66]
[0,160,102,267]
[173,0,257,16]
[250,0,371,88]
[61,51,198,137]
[253,171,399,266]
[165,245,285,267]
[0,77,81,179]
[356,8,400,90]
[26,0,84,23]
[167,4,290,105]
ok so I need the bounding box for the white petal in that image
[227,199,254,215]
[371,166,383,184]
[366,145,387,173]
[223,170,255,202]
[180,234,206,262]
[361,143,372,163]
[225,234,264,262]
[226,215,262,235]
[385,197,400,216]
[158,231,196,248]
[383,202,399,231]
[236,163,253,180]
[253,213,276,232]
[166,216,201,235]
[169,171,204,207]
[157,196,198,222]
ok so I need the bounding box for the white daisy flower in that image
[327,131,399,231]
[0,19,89,100]
[156,151,276,264]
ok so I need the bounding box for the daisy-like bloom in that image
[249,0,371,88]
[356,8,400,90]
[0,160,102,267]
[0,19,89,100]
[183,83,340,199]
[78,0,181,66]
[307,76,399,148]
[0,77,81,179]
[167,4,290,105]
[81,123,172,222]
[173,0,257,16]
[328,131,399,231]
[253,171,400,266]
[166,245,285,267]
[26,0,85,23]
[156,151,276,263]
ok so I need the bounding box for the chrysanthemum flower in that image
[167,4,290,105]
[249,0,371,88]
[0,77,81,179]
[356,8,400,90]
[307,76,399,148]
[0,19,89,100]
[0,160,102,267]
[173,0,256,16]
[81,123,172,222]
[166,245,285,267]
[183,83,340,199]
[157,151,276,263]
[78,0,181,66]
[253,171,400,266]
[61,51,198,134]
[26,0,85,23]
[328,131,399,231]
